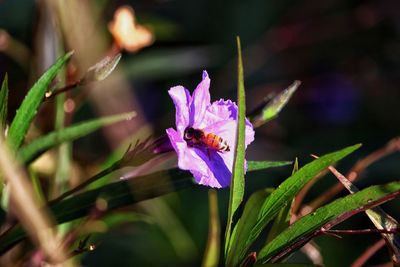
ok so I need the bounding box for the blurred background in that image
[0,0,399,266]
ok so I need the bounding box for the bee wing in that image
[203,120,236,147]
[204,118,254,148]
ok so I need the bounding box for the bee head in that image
[184,127,195,141]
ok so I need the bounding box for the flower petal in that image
[190,70,211,128]
[203,100,255,177]
[166,127,198,169]
[194,149,231,188]
[204,99,255,147]
[199,99,237,129]
[168,86,191,133]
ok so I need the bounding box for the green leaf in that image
[258,181,400,263]
[265,197,293,244]
[247,161,292,172]
[265,159,298,244]
[29,168,46,206]
[224,36,247,256]
[7,52,73,151]
[327,165,400,262]
[0,158,282,255]
[365,208,400,262]
[227,144,361,266]
[252,80,300,128]
[0,168,194,254]
[226,189,273,266]
[18,111,136,164]
[0,74,9,130]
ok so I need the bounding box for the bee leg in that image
[207,148,212,160]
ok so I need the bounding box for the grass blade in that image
[227,144,361,266]
[224,36,247,256]
[326,164,400,264]
[258,181,400,263]
[252,80,300,128]
[0,168,194,254]
[265,198,293,245]
[226,189,273,266]
[0,74,9,130]
[0,158,281,255]
[7,52,73,151]
[18,111,136,164]
[247,161,292,171]
[265,159,298,244]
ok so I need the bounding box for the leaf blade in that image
[252,80,300,128]
[18,111,136,164]
[326,165,400,263]
[0,74,9,130]
[224,36,247,256]
[258,181,400,263]
[226,189,273,266]
[228,144,361,265]
[247,160,292,171]
[0,157,278,255]
[7,52,73,151]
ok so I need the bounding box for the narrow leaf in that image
[7,52,73,151]
[247,160,292,171]
[258,181,400,263]
[226,189,273,266]
[0,168,194,254]
[265,159,298,244]
[228,144,361,266]
[326,165,400,264]
[18,111,136,164]
[0,158,276,254]
[252,80,300,128]
[265,198,293,244]
[225,36,247,255]
[0,74,9,130]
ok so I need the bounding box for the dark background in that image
[0,0,399,266]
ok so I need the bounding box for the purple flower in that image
[166,71,255,188]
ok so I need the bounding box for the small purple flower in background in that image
[166,71,255,188]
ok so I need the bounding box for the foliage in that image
[0,6,399,266]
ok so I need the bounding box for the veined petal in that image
[166,127,197,169]
[204,99,255,147]
[168,86,191,133]
[244,119,255,147]
[193,148,231,188]
[190,70,211,128]
[199,99,237,129]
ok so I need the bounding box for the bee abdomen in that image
[204,133,230,152]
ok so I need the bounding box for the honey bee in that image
[183,127,230,152]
